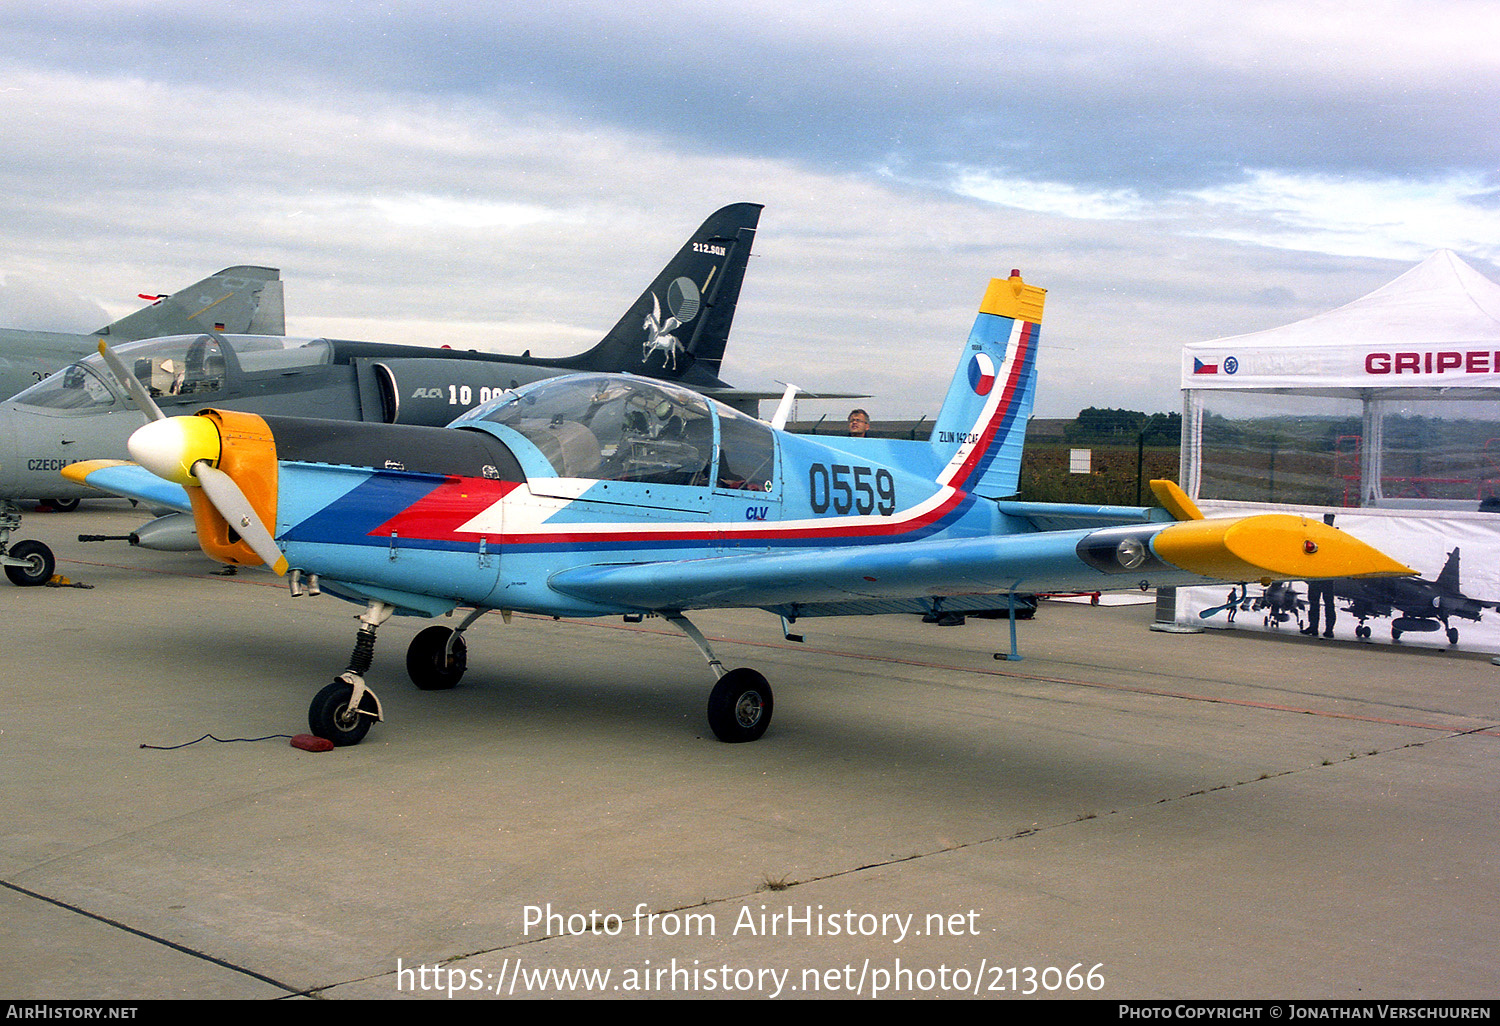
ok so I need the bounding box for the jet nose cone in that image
[127,416,221,486]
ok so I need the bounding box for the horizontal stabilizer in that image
[697,386,868,417]
[994,500,1173,531]
[96,266,284,338]
[1149,479,1205,521]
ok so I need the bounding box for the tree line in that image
[1064,408,1182,446]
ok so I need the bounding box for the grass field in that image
[1017,443,1181,505]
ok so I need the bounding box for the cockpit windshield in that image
[455,375,715,485]
[11,362,118,411]
[11,334,333,412]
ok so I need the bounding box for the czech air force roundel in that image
[968,352,996,395]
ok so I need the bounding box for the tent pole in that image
[1181,389,1203,499]
[1361,397,1385,507]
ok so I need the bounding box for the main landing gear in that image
[666,613,774,743]
[302,602,776,746]
[1,503,56,587]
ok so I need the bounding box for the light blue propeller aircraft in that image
[66,270,1412,746]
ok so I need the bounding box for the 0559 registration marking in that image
[808,463,896,516]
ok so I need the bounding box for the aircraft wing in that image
[547,515,1413,614]
[61,460,193,513]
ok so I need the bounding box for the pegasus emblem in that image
[642,276,702,371]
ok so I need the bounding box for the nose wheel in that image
[309,678,379,746]
[306,600,393,746]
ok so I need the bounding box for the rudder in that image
[96,266,284,339]
[930,271,1045,499]
[575,203,762,383]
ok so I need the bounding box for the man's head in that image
[847,409,869,436]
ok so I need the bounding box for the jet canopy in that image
[11,334,333,411]
[453,373,776,492]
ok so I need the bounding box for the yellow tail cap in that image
[979,271,1046,324]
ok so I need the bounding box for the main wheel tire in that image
[309,680,373,746]
[42,498,80,512]
[706,668,773,743]
[4,539,55,587]
[406,625,467,690]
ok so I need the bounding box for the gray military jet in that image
[1332,547,1499,644]
[0,203,763,585]
[0,266,284,402]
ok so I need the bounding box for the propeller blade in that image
[97,340,167,422]
[193,462,289,576]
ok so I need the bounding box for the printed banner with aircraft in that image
[1178,504,1500,652]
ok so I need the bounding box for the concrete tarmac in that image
[2,503,1497,1000]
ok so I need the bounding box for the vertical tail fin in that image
[1436,548,1461,593]
[930,271,1045,498]
[572,203,762,383]
[94,266,284,339]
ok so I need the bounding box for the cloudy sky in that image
[1,0,1496,418]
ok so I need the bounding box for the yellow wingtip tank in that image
[1152,514,1416,584]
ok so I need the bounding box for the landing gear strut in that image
[307,601,392,746]
[666,613,775,742]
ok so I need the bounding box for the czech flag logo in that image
[968,353,997,395]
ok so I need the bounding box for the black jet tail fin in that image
[95,266,284,339]
[572,204,761,384]
[1436,548,1461,593]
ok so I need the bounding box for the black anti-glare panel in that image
[258,416,524,482]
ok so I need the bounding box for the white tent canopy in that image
[1180,251,1500,504]
[1182,250,1500,399]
